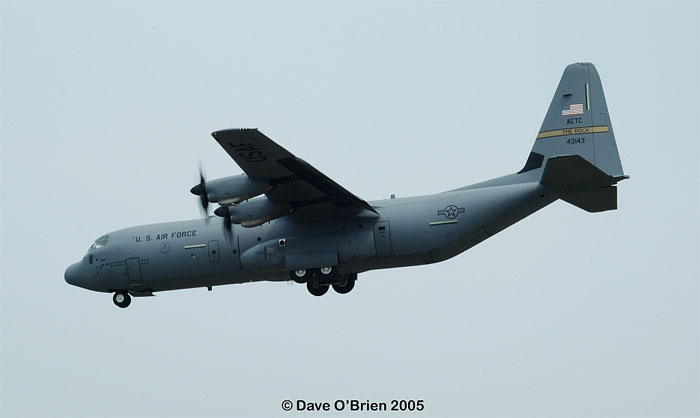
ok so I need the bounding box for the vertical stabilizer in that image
[521,63,625,178]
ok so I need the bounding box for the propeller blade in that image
[214,206,232,238]
[192,164,210,220]
[223,211,232,232]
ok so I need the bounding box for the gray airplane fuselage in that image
[65,63,627,306]
[65,176,554,294]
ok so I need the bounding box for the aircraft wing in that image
[212,129,377,214]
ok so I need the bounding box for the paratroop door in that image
[373,221,393,255]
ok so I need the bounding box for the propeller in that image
[214,206,233,242]
[193,164,233,240]
[214,206,231,228]
[190,164,209,219]
[223,208,232,233]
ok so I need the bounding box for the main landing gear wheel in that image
[290,269,309,284]
[307,281,329,297]
[318,266,338,279]
[113,291,131,308]
[332,276,356,294]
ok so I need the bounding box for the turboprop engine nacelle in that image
[215,198,292,228]
[193,174,269,206]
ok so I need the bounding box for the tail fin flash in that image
[524,63,628,211]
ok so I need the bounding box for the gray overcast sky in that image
[1,1,698,417]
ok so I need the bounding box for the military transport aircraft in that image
[65,63,627,308]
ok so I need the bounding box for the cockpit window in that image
[90,235,109,249]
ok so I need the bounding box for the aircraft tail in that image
[520,62,628,212]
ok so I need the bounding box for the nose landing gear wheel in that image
[113,291,131,308]
[332,275,356,294]
[307,281,329,296]
[290,269,309,284]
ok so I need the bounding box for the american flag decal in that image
[562,103,584,116]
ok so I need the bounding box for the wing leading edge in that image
[212,129,377,214]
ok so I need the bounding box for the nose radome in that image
[64,263,81,287]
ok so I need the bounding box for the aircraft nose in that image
[64,263,83,287]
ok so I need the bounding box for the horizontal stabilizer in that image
[541,155,627,212]
[541,155,615,190]
[561,186,617,213]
